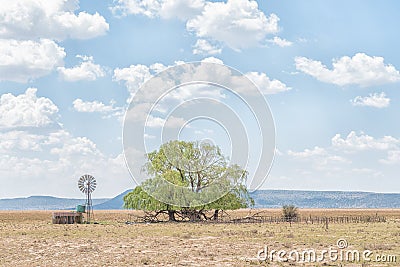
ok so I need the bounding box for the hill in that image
[94,189,400,209]
[251,190,400,208]
[0,190,399,210]
[0,196,109,210]
[93,189,132,210]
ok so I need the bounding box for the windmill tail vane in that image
[78,174,96,223]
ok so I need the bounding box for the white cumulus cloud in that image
[201,57,224,65]
[114,57,290,106]
[0,88,59,129]
[159,0,204,20]
[332,131,400,152]
[187,0,279,50]
[113,64,155,102]
[111,0,204,20]
[113,60,186,103]
[111,0,162,18]
[73,98,124,119]
[0,131,45,153]
[73,99,115,113]
[287,146,327,158]
[285,131,400,185]
[50,136,101,158]
[245,72,291,95]
[295,53,400,87]
[0,87,132,197]
[351,92,390,108]
[145,115,186,128]
[0,128,132,198]
[268,36,292,47]
[58,55,106,81]
[0,0,109,40]
[112,0,279,51]
[380,150,400,164]
[287,146,350,172]
[0,39,65,82]
[192,39,221,55]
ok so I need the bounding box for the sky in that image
[0,0,399,198]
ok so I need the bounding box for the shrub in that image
[282,205,299,222]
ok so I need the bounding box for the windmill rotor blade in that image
[78,174,97,194]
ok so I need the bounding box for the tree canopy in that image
[124,140,254,221]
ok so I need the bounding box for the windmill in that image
[78,174,97,223]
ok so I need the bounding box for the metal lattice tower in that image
[78,174,96,223]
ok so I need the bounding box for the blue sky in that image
[0,0,399,198]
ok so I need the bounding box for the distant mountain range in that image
[93,189,131,210]
[0,196,109,210]
[0,190,399,210]
[251,190,400,208]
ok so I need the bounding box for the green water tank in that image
[76,205,86,213]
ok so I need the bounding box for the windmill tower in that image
[78,174,97,223]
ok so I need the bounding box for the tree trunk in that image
[213,209,219,221]
[168,210,176,222]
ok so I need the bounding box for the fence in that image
[126,211,387,224]
[225,215,386,224]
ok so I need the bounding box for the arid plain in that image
[0,209,399,266]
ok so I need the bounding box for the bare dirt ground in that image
[0,209,399,266]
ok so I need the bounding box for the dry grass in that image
[0,209,399,266]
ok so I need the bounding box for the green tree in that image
[124,140,254,221]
